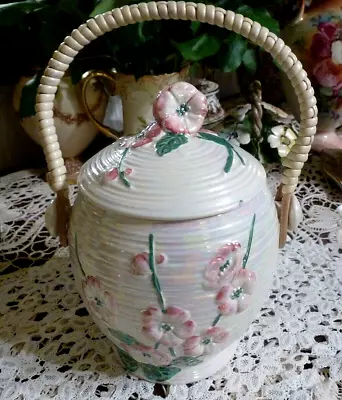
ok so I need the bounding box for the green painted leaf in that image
[117,347,139,373]
[89,0,116,17]
[171,356,203,367]
[156,133,188,157]
[242,48,258,74]
[142,364,181,382]
[220,33,247,73]
[236,6,280,35]
[109,329,138,345]
[173,34,221,62]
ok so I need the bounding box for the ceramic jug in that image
[81,68,188,139]
[13,75,106,158]
[282,0,342,152]
[36,2,317,384]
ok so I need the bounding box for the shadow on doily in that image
[0,257,171,398]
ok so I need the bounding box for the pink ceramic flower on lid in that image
[153,81,208,135]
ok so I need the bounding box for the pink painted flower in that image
[132,123,162,148]
[121,343,172,366]
[183,326,230,357]
[83,276,117,326]
[142,306,196,346]
[103,167,132,183]
[311,22,337,60]
[153,81,208,135]
[216,269,256,315]
[204,242,242,290]
[132,252,165,276]
[313,58,342,91]
[310,22,342,92]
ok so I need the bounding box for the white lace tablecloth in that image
[0,157,342,400]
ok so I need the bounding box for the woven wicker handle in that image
[36,1,317,248]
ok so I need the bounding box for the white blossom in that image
[268,125,297,157]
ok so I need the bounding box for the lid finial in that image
[153,82,208,136]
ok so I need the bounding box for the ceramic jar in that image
[282,0,342,151]
[13,76,106,158]
[66,82,279,384]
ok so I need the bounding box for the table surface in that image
[0,156,341,400]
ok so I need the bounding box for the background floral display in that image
[216,102,300,164]
[310,15,342,116]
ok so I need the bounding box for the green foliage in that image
[89,0,116,17]
[173,34,221,62]
[0,0,46,26]
[0,0,281,116]
[242,48,258,74]
[236,5,280,35]
[0,1,280,82]
[0,0,95,85]
[220,33,247,73]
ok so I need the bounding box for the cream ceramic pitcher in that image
[81,68,188,139]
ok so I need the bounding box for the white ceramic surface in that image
[67,128,279,383]
[77,134,267,220]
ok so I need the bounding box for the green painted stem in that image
[212,314,222,327]
[231,145,245,166]
[148,234,166,312]
[198,132,245,172]
[118,147,131,188]
[242,214,256,269]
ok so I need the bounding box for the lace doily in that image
[0,156,341,400]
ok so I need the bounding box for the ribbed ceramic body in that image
[68,133,279,384]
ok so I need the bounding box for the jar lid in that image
[78,82,266,220]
